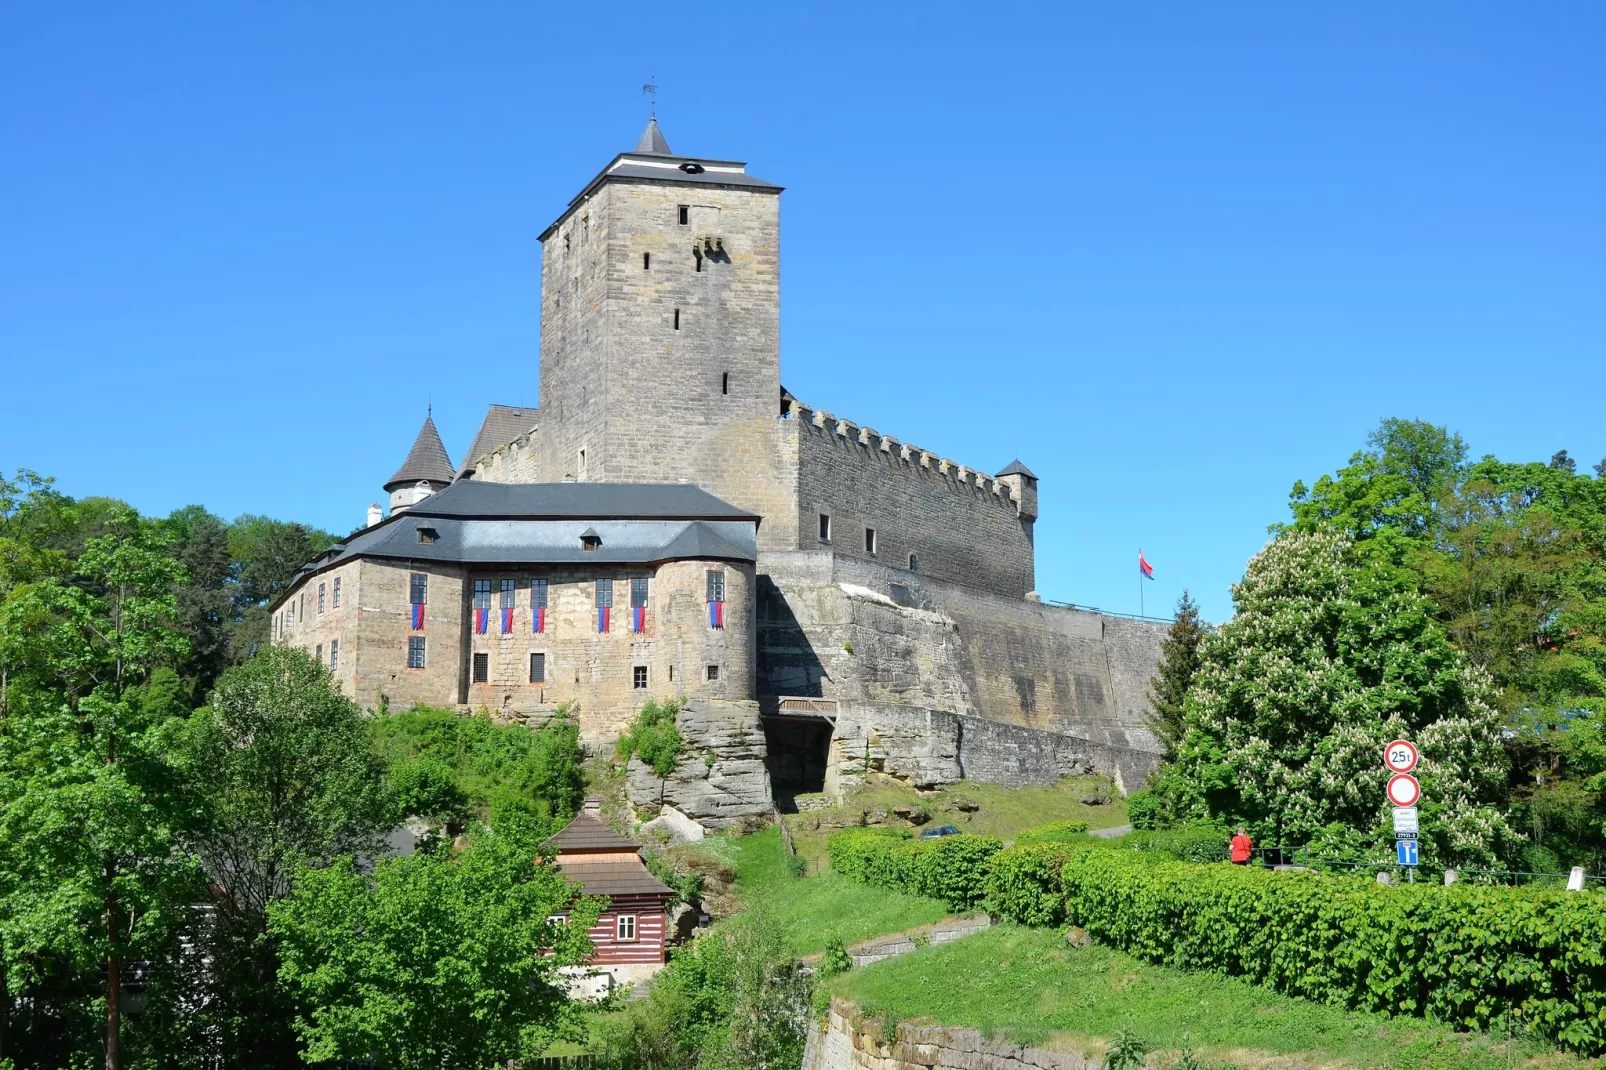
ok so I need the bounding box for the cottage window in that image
[409,573,428,605]
[530,652,546,684]
[329,639,339,671]
[547,914,567,926]
[616,914,638,941]
[473,653,489,684]
[473,579,492,611]
[407,636,426,669]
[633,665,648,690]
[332,577,342,607]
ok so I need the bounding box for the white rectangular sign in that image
[1393,806,1419,835]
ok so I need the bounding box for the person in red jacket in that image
[1230,826,1253,865]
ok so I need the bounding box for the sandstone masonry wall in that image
[804,999,1099,1070]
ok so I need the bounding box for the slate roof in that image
[557,861,674,898]
[634,116,672,155]
[458,404,539,479]
[996,459,1038,480]
[385,415,456,490]
[545,812,641,853]
[408,480,757,521]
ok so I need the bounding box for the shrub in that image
[819,938,852,977]
[1056,849,1606,1055]
[616,698,686,777]
[392,754,468,818]
[826,829,1001,912]
[983,843,1086,927]
[1124,789,1163,831]
[1014,820,1091,845]
[1122,825,1231,863]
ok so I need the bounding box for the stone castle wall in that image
[805,998,1099,1070]
[785,399,1035,599]
[472,427,541,482]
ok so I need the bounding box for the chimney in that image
[366,503,383,528]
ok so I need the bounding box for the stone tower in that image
[384,412,455,513]
[535,119,796,545]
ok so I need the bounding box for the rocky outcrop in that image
[804,998,1098,1070]
[625,699,774,829]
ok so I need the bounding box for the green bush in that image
[983,843,1085,927]
[615,698,686,777]
[1122,825,1230,863]
[1056,849,1606,1055]
[826,829,1001,912]
[391,754,468,818]
[1014,820,1091,845]
[1124,789,1162,831]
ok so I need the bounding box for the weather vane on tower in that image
[643,71,657,117]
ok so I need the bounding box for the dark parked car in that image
[918,825,962,839]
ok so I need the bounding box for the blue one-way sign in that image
[1397,840,1419,867]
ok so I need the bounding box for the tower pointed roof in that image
[996,459,1038,480]
[384,414,456,491]
[634,116,672,155]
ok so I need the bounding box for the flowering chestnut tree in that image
[1167,530,1516,866]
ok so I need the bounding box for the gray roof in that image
[996,459,1038,480]
[276,482,758,601]
[385,415,456,490]
[634,116,672,155]
[408,479,757,521]
[557,860,674,898]
[458,404,539,478]
[546,812,641,853]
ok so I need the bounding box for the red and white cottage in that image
[545,807,677,993]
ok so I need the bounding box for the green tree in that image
[616,698,686,778]
[224,516,337,665]
[1145,590,1206,760]
[161,506,235,697]
[268,815,599,1068]
[1166,530,1515,866]
[166,645,393,1065]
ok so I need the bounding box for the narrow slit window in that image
[472,652,489,684]
[908,552,918,571]
[677,205,689,225]
[722,372,728,395]
[818,514,831,542]
[643,252,651,270]
[673,308,680,331]
[865,528,877,555]
[329,638,339,671]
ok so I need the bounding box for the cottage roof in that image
[458,404,539,479]
[544,812,641,853]
[557,861,675,898]
[996,459,1038,480]
[385,415,456,491]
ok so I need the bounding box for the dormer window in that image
[417,527,439,545]
[678,162,705,174]
[580,529,602,552]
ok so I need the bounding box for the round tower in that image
[384,413,455,514]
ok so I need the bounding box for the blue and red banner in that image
[1139,549,1155,580]
[533,606,546,634]
[632,606,646,633]
[501,607,515,634]
[597,607,610,633]
[411,603,425,630]
[709,601,724,629]
[475,608,489,634]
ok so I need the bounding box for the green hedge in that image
[1121,826,1231,863]
[982,843,1082,927]
[1057,850,1606,1054]
[825,828,1001,911]
[1013,820,1090,845]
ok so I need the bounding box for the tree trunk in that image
[106,885,120,1070]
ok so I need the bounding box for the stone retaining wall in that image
[804,998,1099,1070]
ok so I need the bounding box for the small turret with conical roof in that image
[384,411,455,514]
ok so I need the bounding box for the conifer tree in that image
[1145,590,1205,760]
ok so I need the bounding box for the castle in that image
[272,119,1167,817]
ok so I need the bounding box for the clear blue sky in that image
[3,3,1602,622]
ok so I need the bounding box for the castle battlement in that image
[788,397,1020,506]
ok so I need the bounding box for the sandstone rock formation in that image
[625,699,774,829]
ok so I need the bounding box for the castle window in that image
[333,577,341,608]
[318,583,326,614]
[410,573,428,606]
[818,514,831,543]
[563,232,571,253]
[633,665,647,691]
[706,664,719,682]
[500,579,516,610]
[287,602,295,628]
[722,372,728,395]
[865,528,877,555]
[418,528,438,545]
[473,652,489,684]
[578,449,587,478]
[581,215,589,242]
[673,308,680,331]
[530,652,546,683]
[908,552,918,572]
[315,644,322,664]
[643,252,651,270]
[530,578,548,608]
[329,639,339,671]
[407,636,426,669]
[677,205,689,225]
[595,579,614,608]
[706,570,725,604]
[581,533,601,552]
[631,577,649,608]
[473,579,492,611]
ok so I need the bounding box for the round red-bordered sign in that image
[1384,740,1419,774]
[1387,772,1421,808]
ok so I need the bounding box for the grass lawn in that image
[784,774,1130,864]
[827,923,1587,1070]
[728,827,953,956]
